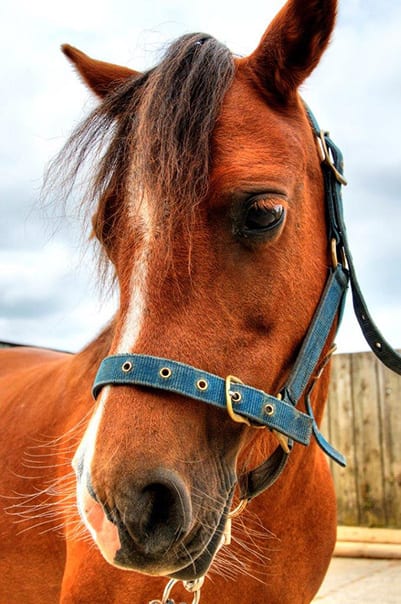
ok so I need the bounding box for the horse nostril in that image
[140,482,177,534]
[122,471,192,556]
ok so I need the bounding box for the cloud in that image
[0,242,116,350]
[1,0,400,354]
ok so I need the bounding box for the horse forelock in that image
[132,34,235,214]
[47,33,235,279]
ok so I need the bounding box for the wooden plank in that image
[350,352,385,526]
[378,362,401,527]
[337,526,401,544]
[324,350,401,528]
[326,353,359,525]
[334,541,401,559]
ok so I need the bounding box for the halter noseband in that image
[92,104,401,502]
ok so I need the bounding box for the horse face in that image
[67,0,337,580]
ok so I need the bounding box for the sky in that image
[1,0,400,353]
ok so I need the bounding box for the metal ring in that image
[161,578,178,603]
[121,361,133,373]
[183,577,205,594]
[228,498,248,519]
[160,577,204,604]
[318,130,348,185]
[159,367,172,379]
[196,379,208,391]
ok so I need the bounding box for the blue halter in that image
[92,104,401,501]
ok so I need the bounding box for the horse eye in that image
[243,202,285,234]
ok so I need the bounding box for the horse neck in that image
[76,320,116,367]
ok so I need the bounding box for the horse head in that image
[64,0,338,581]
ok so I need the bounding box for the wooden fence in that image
[322,350,401,528]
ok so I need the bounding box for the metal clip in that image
[149,577,204,604]
[317,130,348,186]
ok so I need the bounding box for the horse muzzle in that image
[77,467,233,579]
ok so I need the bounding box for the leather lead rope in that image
[340,208,401,374]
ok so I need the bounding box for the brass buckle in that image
[331,238,348,270]
[225,375,251,426]
[225,376,289,452]
[317,130,348,186]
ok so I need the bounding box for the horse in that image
[2,1,396,602]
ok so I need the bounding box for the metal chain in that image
[148,501,248,604]
[149,577,204,604]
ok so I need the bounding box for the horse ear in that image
[61,44,139,98]
[245,0,337,102]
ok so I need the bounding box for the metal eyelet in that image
[230,391,242,404]
[159,367,172,379]
[121,361,133,373]
[196,379,208,391]
[264,403,275,416]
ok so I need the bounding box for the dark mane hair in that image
[46,33,235,276]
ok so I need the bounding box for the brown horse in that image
[0,1,349,602]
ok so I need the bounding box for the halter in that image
[92,104,401,502]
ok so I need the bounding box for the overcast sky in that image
[1,0,400,353]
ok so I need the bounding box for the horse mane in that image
[46,33,235,280]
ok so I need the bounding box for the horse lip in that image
[169,497,232,580]
[112,485,234,579]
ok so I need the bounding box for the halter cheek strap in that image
[305,105,401,375]
[92,104,401,502]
